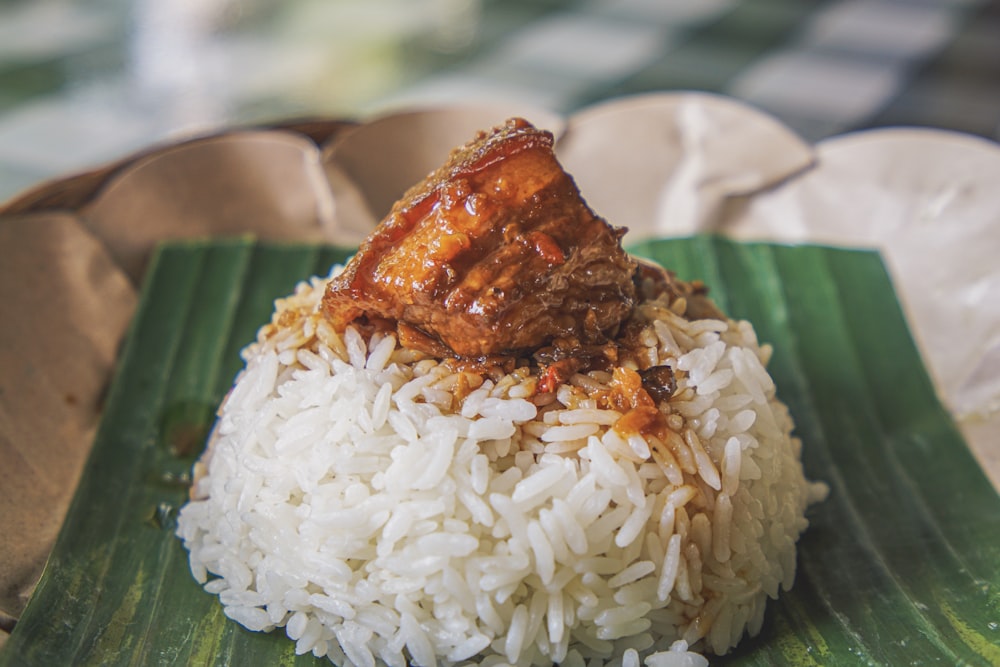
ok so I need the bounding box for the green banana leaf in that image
[2,236,998,666]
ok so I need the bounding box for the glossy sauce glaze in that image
[322,118,637,358]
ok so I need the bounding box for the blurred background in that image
[0,0,998,203]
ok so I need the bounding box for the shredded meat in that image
[632,258,724,321]
[639,365,678,403]
[322,118,637,358]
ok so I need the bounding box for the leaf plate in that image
[3,236,998,666]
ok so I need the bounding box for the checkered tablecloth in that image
[389,0,1000,140]
[0,0,997,202]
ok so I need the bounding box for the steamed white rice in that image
[176,267,827,667]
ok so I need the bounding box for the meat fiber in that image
[322,118,637,357]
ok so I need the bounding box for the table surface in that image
[1,0,998,204]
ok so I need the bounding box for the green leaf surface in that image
[3,236,998,666]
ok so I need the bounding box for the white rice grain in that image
[559,408,622,426]
[176,269,823,667]
[586,436,630,488]
[684,429,721,491]
[527,521,556,584]
[512,463,568,506]
[542,423,600,443]
[607,560,656,589]
[713,493,733,564]
[615,501,655,549]
[505,604,530,663]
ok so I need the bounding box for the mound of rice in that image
[176,267,827,667]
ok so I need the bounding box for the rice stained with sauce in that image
[176,267,826,667]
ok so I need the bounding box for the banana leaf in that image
[2,236,998,666]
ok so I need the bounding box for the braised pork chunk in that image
[322,118,637,357]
